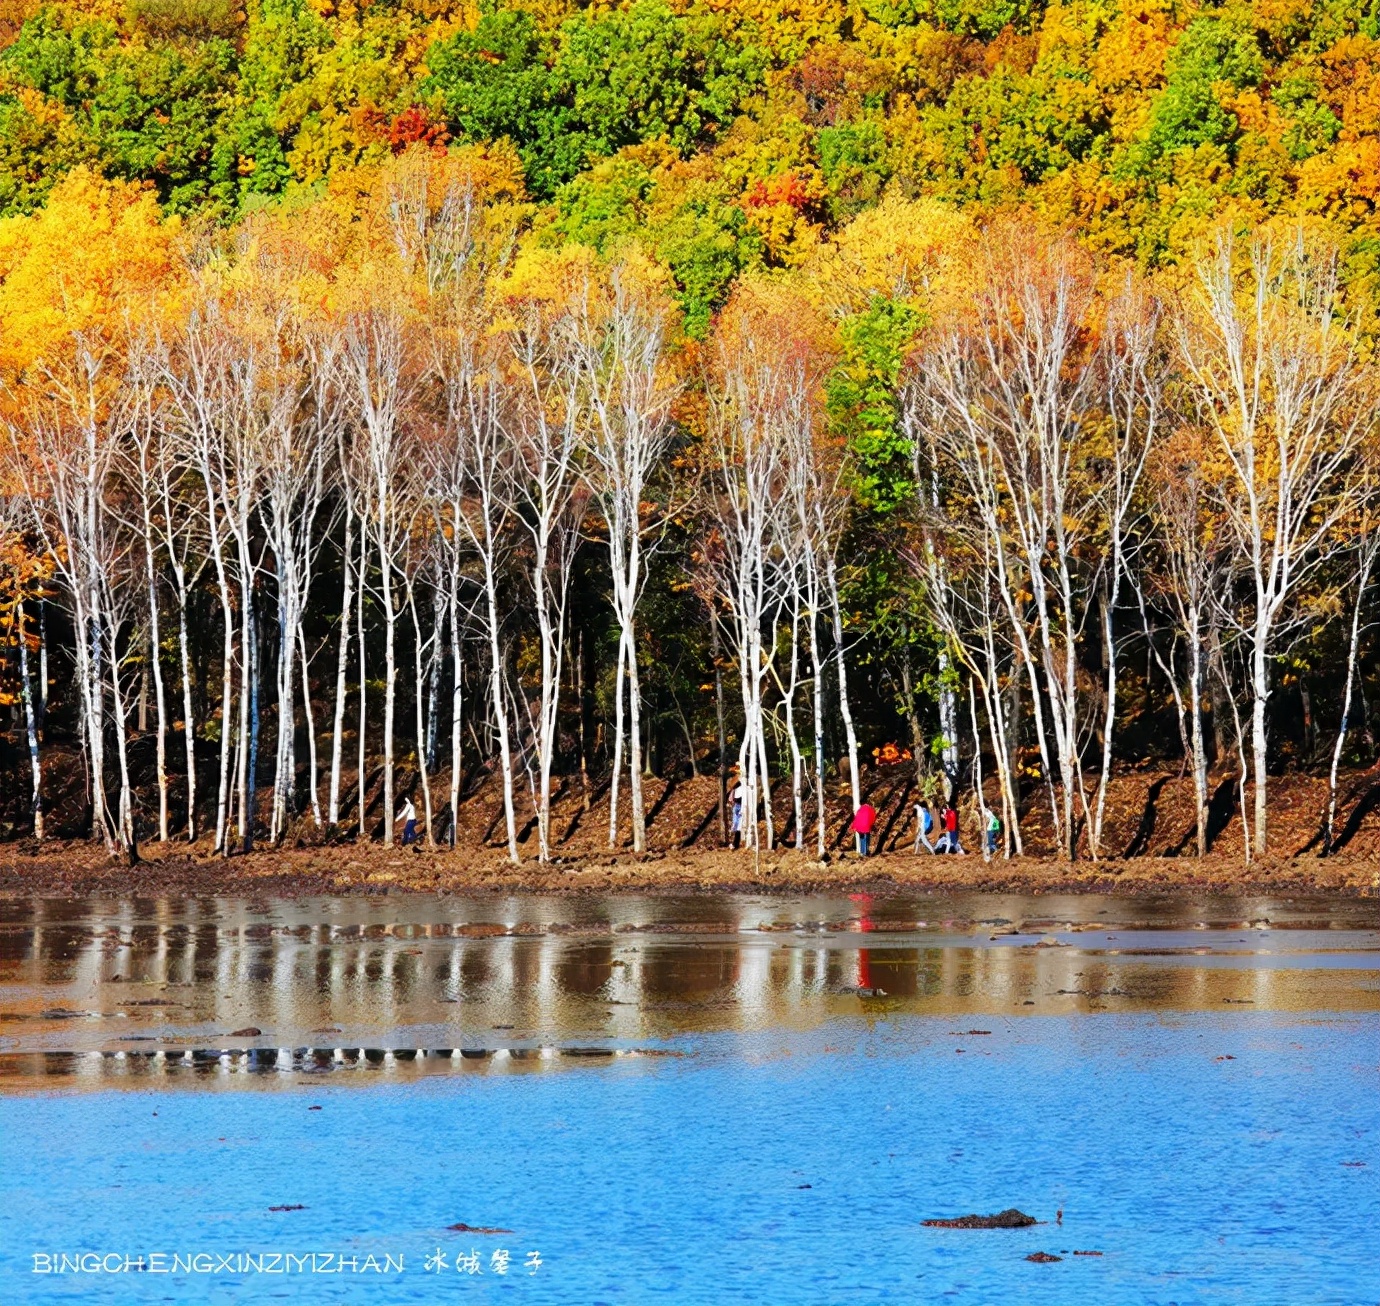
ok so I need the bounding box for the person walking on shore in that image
[852,801,877,857]
[938,803,964,854]
[730,772,745,850]
[914,801,936,854]
[984,808,1000,857]
[396,795,418,846]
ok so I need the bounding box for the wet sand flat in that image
[1,842,1378,901]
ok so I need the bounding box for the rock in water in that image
[1026,1252,1062,1262]
[923,1209,1037,1229]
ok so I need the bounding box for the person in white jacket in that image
[396,796,417,846]
[914,802,936,854]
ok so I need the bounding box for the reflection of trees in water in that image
[641,944,740,1003]
[554,943,614,999]
[3,901,1373,1046]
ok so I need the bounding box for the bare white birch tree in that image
[340,306,421,847]
[434,316,520,861]
[122,354,172,840]
[0,498,45,839]
[326,442,356,832]
[1140,425,1233,857]
[160,298,242,852]
[1089,278,1163,855]
[780,349,843,854]
[1175,226,1377,854]
[148,370,207,842]
[1325,510,1380,852]
[572,265,680,854]
[705,296,800,853]
[921,225,1102,857]
[257,316,332,842]
[506,297,585,862]
[9,332,134,852]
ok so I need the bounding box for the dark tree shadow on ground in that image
[645,773,680,830]
[680,800,722,849]
[1123,775,1170,859]
[832,773,902,851]
[1295,778,1380,855]
[557,777,610,846]
[516,777,570,845]
[1162,777,1240,857]
[879,779,916,852]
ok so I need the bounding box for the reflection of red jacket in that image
[852,804,876,834]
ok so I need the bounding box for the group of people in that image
[852,799,993,857]
[402,777,1004,858]
[727,770,1000,858]
[907,801,970,856]
[400,780,1003,857]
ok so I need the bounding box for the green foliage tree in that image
[422,9,577,197]
[1135,16,1264,172]
[550,154,763,336]
[828,295,919,514]
[817,116,891,220]
[425,0,764,198]
[0,94,99,214]
[2,7,242,211]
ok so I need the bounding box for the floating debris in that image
[924,1209,1036,1229]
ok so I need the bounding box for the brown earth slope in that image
[2,759,1378,898]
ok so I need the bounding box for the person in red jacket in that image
[852,802,877,857]
[939,803,964,854]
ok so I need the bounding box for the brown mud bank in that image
[8,758,1380,900]
[0,840,1376,900]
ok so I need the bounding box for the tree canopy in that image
[7,0,1380,309]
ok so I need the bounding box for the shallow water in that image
[1,892,1377,1303]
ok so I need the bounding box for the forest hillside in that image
[5,0,1380,286]
[3,0,1380,867]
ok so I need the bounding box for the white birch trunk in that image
[14,600,43,840]
[328,505,355,829]
[1326,536,1377,851]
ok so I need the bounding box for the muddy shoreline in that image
[0,840,1376,900]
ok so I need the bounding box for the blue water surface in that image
[2,1012,1377,1305]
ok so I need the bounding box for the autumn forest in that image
[1,0,1379,864]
